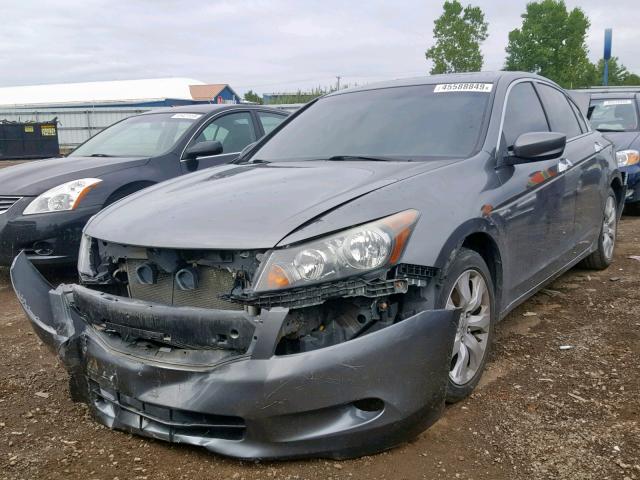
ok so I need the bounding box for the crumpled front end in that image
[12,247,458,459]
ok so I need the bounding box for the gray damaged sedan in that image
[12,71,624,459]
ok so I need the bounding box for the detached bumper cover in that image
[11,252,458,459]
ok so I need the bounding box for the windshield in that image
[70,112,201,157]
[250,84,492,162]
[589,99,639,132]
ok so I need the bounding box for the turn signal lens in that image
[266,264,291,290]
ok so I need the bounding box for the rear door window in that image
[536,84,582,139]
[568,99,588,133]
[257,111,287,135]
[502,82,549,148]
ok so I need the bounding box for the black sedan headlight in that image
[23,178,102,215]
[616,149,639,167]
[252,209,419,292]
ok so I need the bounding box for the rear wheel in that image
[582,189,617,270]
[435,248,495,403]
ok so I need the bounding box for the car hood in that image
[601,131,640,151]
[0,156,149,196]
[86,160,456,250]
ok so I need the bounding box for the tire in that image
[582,188,618,270]
[434,248,496,403]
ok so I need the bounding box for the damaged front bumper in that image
[11,252,458,460]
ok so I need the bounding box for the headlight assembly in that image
[616,149,639,168]
[23,178,102,215]
[252,209,420,292]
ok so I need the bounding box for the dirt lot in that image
[0,166,638,479]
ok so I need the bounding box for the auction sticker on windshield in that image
[602,99,633,106]
[171,113,203,120]
[434,83,493,93]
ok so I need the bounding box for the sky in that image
[1,0,638,95]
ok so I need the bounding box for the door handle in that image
[558,158,573,172]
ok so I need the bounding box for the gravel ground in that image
[0,162,638,479]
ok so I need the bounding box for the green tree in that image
[592,57,640,86]
[243,90,263,104]
[504,0,592,88]
[425,0,488,74]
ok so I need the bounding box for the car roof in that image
[139,104,287,116]
[588,92,639,100]
[325,71,557,97]
[572,87,640,100]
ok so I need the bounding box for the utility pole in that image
[336,75,341,91]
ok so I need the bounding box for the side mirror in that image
[507,132,566,165]
[183,140,223,160]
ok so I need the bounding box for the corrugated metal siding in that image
[0,107,150,151]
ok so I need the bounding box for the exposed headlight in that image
[252,209,420,292]
[23,178,102,215]
[616,149,639,167]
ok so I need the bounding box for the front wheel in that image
[582,189,618,270]
[435,248,495,403]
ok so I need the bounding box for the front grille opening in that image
[0,196,21,214]
[89,380,246,441]
[125,259,242,310]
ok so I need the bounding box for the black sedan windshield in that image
[70,113,200,157]
[252,84,492,162]
[589,99,639,132]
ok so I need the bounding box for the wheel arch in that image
[433,219,504,312]
[609,173,625,215]
[103,181,157,208]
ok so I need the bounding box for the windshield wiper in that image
[88,153,115,157]
[596,128,626,132]
[326,155,399,162]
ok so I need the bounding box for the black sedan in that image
[12,72,623,459]
[574,87,640,212]
[0,104,288,266]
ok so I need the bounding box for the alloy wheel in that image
[602,195,617,261]
[445,269,491,385]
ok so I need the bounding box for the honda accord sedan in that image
[12,72,623,459]
[0,104,288,266]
